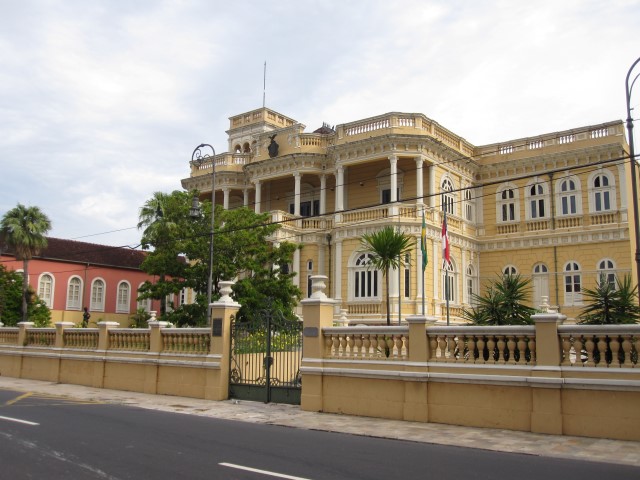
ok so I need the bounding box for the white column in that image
[293,246,300,288]
[243,188,249,207]
[222,188,230,209]
[429,163,436,208]
[319,174,327,214]
[293,172,301,216]
[415,156,424,205]
[389,155,398,202]
[334,239,343,301]
[336,166,344,211]
[254,181,262,213]
[318,241,326,275]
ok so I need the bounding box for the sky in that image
[1,0,640,248]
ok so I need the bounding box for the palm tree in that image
[578,274,640,324]
[138,191,174,316]
[0,204,52,322]
[359,226,414,326]
[463,273,535,325]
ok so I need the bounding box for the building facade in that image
[0,238,168,326]
[181,108,634,323]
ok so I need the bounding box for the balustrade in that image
[0,328,19,345]
[26,328,56,347]
[559,325,639,367]
[340,206,388,223]
[64,329,99,349]
[556,216,583,228]
[428,327,536,365]
[590,212,618,226]
[323,327,408,360]
[108,329,150,351]
[162,329,211,354]
[347,303,381,315]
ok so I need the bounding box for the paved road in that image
[0,389,638,480]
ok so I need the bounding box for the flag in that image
[441,213,450,265]
[421,210,428,271]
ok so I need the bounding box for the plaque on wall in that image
[212,318,223,337]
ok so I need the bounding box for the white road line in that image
[0,415,39,426]
[219,462,312,480]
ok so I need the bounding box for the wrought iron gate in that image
[229,307,303,404]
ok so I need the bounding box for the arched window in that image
[441,259,457,303]
[464,188,475,222]
[526,181,548,219]
[557,177,581,216]
[503,265,518,276]
[590,171,615,212]
[532,263,549,308]
[137,283,151,312]
[116,281,131,313]
[466,264,478,305]
[597,259,616,288]
[441,177,455,216]
[564,262,582,306]
[90,279,106,312]
[496,184,519,223]
[350,253,380,300]
[38,273,54,308]
[66,277,83,310]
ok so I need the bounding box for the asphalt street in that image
[0,388,638,480]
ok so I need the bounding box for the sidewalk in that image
[0,377,638,467]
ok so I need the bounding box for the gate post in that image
[205,280,240,401]
[300,275,335,412]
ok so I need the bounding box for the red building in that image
[0,238,163,326]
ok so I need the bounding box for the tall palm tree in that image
[0,204,52,322]
[359,226,414,326]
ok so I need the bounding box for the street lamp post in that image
[190,143,216,325]
[625,57,640,302]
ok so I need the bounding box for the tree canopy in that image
[137,190,301,326]
[578,274,640,324]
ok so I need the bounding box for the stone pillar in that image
[403,315,433,422]
[97,321,119,351]
[243,188,249,207]
[17,321,34,346]
[319,174,327,214]
[318,241,325,275]
[293,246,301,288]
[222,188,230,210]
[415,156,424,205]
[300,275,335,412]
[389,155,398,202]
[428,163,436,208]
[336,166,344,211]
[334,239,343,302]
[55,322,75,348]
[254,181,262,213]
[205,280,240,401]
[148,320,170,353]
[293,172,301,217]
[530,303,566,435]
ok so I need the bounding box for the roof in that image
[2,237,147,270]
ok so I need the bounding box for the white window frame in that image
[66,276,83,310]
[349,253,381,301]
[465,264,478,305]
[90,278,106,312]
[441,258,458,304]
[503,265,518,276]
[38,273,55,308]
[464,188,475,223]
[556,176,582,216]
[588,170,616,213]
[596,259,616,288]
[525,180,549,220]
[532,263,549,309]
[563,262,582,306]
[137,282,151,312]
[441,177,455,216]
[116,281,131,314]
[496,183,519,223]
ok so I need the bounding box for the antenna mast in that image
[263,61,266,108]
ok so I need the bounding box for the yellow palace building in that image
[181,108,634,323]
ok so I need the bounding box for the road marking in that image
[219,463,312,479]
[0,415,39,426]
[4,392,33,406]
